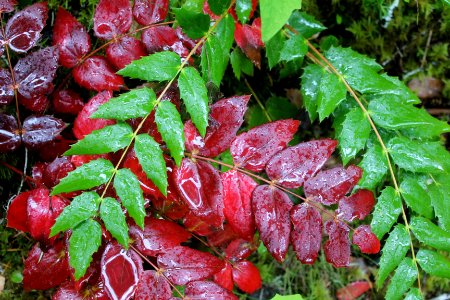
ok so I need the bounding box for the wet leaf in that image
[185,280,238,299]
[0,113,21,152]
[225,238,258,262]
[134,270,172,300]
[133,0,169,25]
[404,288,424,300]
[6,191,30,232]
[260,0,301,42]
[288,11,326,39]
[174,6,210,39]
[324,220,350,268]
[352,225,380,254]
[214,262,234,291]
[235,0,254,23]
[416,249,450,279]
[370,186,402,239]
[230,47,254,79]
[337,189,375,222]
[400,174,433,219]
[106,36,147,70]
[52,89,84,115]
[279,34,308,62]
[385,258,417,300]
[429,174,450,231]
[100,197,129,248]
[336,281,371,300]
[266,31,285,70]
[93,0,132,40]
[21,115,65,149]
[232,260,262,294]
[201,34,228,87]
[234,19,263,68]
[300,64,322,121]
[357,142,388,190]
[317,71,347,121]
[0,0,17,13]
[141,26,189,58]
[410,217,450,252]
[73,56,124,91]
[0,69,14,105]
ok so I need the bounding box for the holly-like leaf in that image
[100,197,129,248]
[288,11,326,39]
[404,289,423,300]
[385,258,418,300]
[157,246,225,285]
[290,203,322,264]
[51,158,114,195]
[429,174,450,231]
[69,218,102,280]
[400,174,433,219]
[93,0,132,40]
[185,280,238,300]
[134,270,172,300]
[215,14,236,56]
[208,0,231,14]
[357,141,388,190]
[260,0,301,42]
[416,249,450,279]
[410,217,450,252]
[279,34,308,62]
[370,186,402,239]
[230,48,254,79]
[73,56,124,91]
[317,71,347,121]
[232,260,262,294]
[201,35,228,88]
[174,6,210,39]
[118,51,181,82]
[50,192,100,237]
[0,113,21,152]
[336,281,371,300]
[114,168,146,229]
[252,185,293,262]
[324,220,350,268]
[352,225,380,254]
[106,36,148,70]
[266,31,285,70]
[337,189,375,222]
[133,0,169,25]
[301,64,322,121]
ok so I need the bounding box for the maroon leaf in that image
[252,185,293,262]
[290,203,323,264]
[23,242,70,290]
[94,0,132,40]
[101,243,143,300]
[73,91,115,139]
[337,189,375,222]
[43,157,75,188]
[106,36,147,70]
[141,26,189,58]
[0,0,17,13]
[0,69,14,105]
[185,280,238,300]
[175,159,224,227]
[134,270,172,300]
[265,139,338,189]
[6,191,30,232]
[336,281,371,300]
[52,282,84,300]
[232,261,262,294]
[230,119,300,172]
[0,113,21,152]
[352,225,380,254]
[206,223,240,247]
[234,18,263,68]
[72,56,124,91]
[22,115,66,149]
[183,211,217,237]
[324,220,351,268]
[157,246,225,285]
[5,2,48,53]
[213,262,234,291]
[52,89,84,115]
[304,165,363,205]
[225,238,258,262]
[53,7,91,68]
[222,170,257,239]
[18,93,49,113]
[184,95,250,158]
[133,0,169,25]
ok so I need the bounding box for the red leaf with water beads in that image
[52,282,84,300]
[134,270,172,300]
[22,115,66,149]
[175,158,224,228]
[304,165,363,206]
[230,119,300,172]
[43,157,75,188]
[324,220,350,268]
[184,95,250,158]
[4,2,48,53]
[234,18,263,68]
[265,139,338,189]
[337,189,375,222]
[133,0,169,25]
[206,223,240,247]
[72,56,124,91]
[225,238,258,262]
[53,8,91,68]
[18,94,49,113]
[252,185,293,262]
[101,243,143,300]
[232,260,262,294]
[0,113,20,152]
[23,241,70,290]
[222,170,257,239]
[0,69,14,105]
[106,36,147,70]
[336,281,371,300]
[93,0,132,40]
[6,191,30,232]
[185,280,238,300]
[52,89,84,115]
[183,211,217,236]
[214,262,234,291]
[0,0,17,13]
[290,203,322,265]
[73,91,114,139]
[157,246,225,285]
[141,26,189,58]
[352,225,380,254]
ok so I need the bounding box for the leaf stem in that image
[244,77,272,122]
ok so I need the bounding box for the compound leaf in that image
[385,258,418,300]
[100,197,129,248]
[410,217,450,252]
[416,249,450,279]
[400,174,433,219]
[370,186,402,239]
[317,71,346,121]
[357,141,388,190]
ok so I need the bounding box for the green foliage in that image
[230,48,254,79]
[235,0,253,23]
[370,187,402,239]
[279,34,308,62]
[316,71,347,121]
[385,258,418,300]
[410,217,450,252]
[287,11,325,38]
[356,140,388,190]
[399,174,433,219]
[260,0,302,41]
[416,250,450,279]
[207,0,231,15]
[100,197,129,248]
[266,31,286,70]
[174,5,210,39]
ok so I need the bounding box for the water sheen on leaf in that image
[337,189,375,222]
[400,174,433,219]
[232,260,262,294]
[22,115,66,149]
[134,270,172,300]
[185,280,238,300]
[357,142,388,190]
[100,197,129,248]
[317,71,347,121]
[324,220,350,268]
[174,6,210,39]
[370,186,402,239]
[336,281,371,300]
[384,258,418,300]
[93,0,132,40]
[416,249,450,279]
[410,217,450,252]
[133,0,169,25]
[73,56,124,91]
[352,225,380,254]
[288,11,326,39]
[106,36,148,70]
[119,51,181,81]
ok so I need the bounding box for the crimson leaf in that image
[106,36,147,70]
[185,280,238,300]
[134,270,172,300]
[232,260,262,294]
[352,225,380,254]
[337,189,375,222]
[324,220,351,268]
[93,0,132,40]
[133,0,169,25]
[72,56,124,91]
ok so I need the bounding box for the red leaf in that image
[0,0,17,13]
[94,0,132,40]
[0,113,21,152]
[6,191,30,232]
[106,36,147,70]
[129,217,191,257]
[134,270,172,300]
[0,69,14,105]
[52,282,84,300]
[73,91,115,139]
[101,243,143,300]
[153,196,189,220]
[265,139,338,189]
[157,246,225,285]
[18,93,49,113]
[304,165,363,205]
[213,262,234,291]
[175,159,224,227]
[336,281,371,300]
[53,7,91,68]
[22,115,66,149]
[5,2,48,53]
[206,223,239,247]
[337,189,375,222]
[184,95,250,158]
[222,170,257,239]
[23,242,70,290]
[38,137,71,162]
[324,220,350,268]
[225,238,258,262]
[234,18,263,68]
[43,157,75,188]
[252,185,293,262]
[52,89,85,115]
[72,56,124,91]
[141,26,189,58]
[352,225,380,254]
[185,280,238,300]
[124,152,164,198]
[232,261,262,294]
[183,212,218,237]
[133,0,169,25]
[290,203,322,264]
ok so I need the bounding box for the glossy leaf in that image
[134,270,172,300]
[416,249,450,279]
[73,56,124,91]
[0,69,14,105]
[232,260,262,294]
[370,186,402,239]
[352,225,380,254]
[399,174,433,219]
[6,191,30,232]
[324,220,350,268]
[133,0,169,25]
[21,115,66,149]
[410,217,450,251]
[106,36,148,70]
[52,89,84,115]
[279,34,308,62]
[288,11,326,39]
[230,47,254,79]
[208,0,231,14]
[300,64,322,121]
[185,280,238,300]
[429,174,450,231]
[141,26,189,58]
[0,113,21,152]
[0,0,16,13]
[225,238,258,262]
[385,258,418,300]
[317,71,347,121]
[215,14,236,56]
[214,263,234,291]
[201,34,228,87]
[266,31,285,70]
[260,0,301,42]
[336,281,371,300]
[174,6,210,39]
[100,197,129,248]
[357,141,388,190]
[337,189,375,222]
[93,0,132,39]
[234,19,263,68]
[236,0,253,23]
[404,288,424,300]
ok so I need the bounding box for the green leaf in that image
[50,192,100,237]
[387,137,450,174]
[134,134,168,197]
[118,51,181,82]
[201,35,227,87]
[69,219,102,280]
[246,105,267,129]
[260,0,302,42]
[376,224,410,288]
[235,0,253,23]
[215,15,235,57]
[174,7,210,39]
[417,249,450,279]
[336,107,370,165]
[155,101,185,166]
[357,141,388,190]
[266,30,286,69]
[287,11,326,39]
[91,87,157,121]
[230,48,254,80]
[301,64,322,121]
[400,174,433,219]
[378,74,421,105]
[64,123,133,155]
[100,197,129,248]
[207,0,231,14]
[51,159,114,195]
[410,217,450,251]
[429,174,450,231]
[371,186,402,239]
[271,294,304,300]
[385,258,418,300]
[317,71,346,121]
[279,34,308,63]
[404,288,423,300]
[266,97,297,120]
[114,168,146,229]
